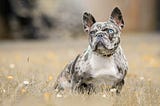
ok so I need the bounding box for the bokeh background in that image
[0,0,160,106]
[0,0,160,39]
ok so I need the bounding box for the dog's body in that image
[54,7,128,94]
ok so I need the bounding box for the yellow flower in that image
[44,92,51,101]
[21,89,26,93]
[7,76,13,79]
[48,75,53,81]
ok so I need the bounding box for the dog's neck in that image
[90,52,113,66]
[86,45,117,58]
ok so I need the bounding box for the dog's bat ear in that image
[83,12,96,32]
[110,7,124,30]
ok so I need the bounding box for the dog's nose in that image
[97,33,103,37]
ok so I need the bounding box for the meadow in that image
[0,33,160,106]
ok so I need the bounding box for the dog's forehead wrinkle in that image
[91,22,119,32]
[92,22,105,29]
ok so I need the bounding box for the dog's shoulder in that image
[54,54,82,90]
[113,46,128,78]
[73,47,92,71]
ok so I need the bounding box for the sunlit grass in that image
[0,61,160,106]
[0,35,160,106]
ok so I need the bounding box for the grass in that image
[0,69,160,106]
[0,56,160,106]
[0,34,160,106]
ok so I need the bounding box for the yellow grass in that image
[0,34,160,106]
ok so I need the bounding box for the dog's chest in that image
[88,54,119,79]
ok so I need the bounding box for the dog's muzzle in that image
[94,34,107,50]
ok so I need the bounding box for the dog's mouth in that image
[94,41,106,50]
[92,40,117,56]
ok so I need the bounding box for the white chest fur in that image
[89,53,120,79]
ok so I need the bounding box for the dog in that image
[54,7,128,94]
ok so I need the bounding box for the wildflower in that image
[7,75,14,79]
[48,75,53,81]
[44,92,51,101]
[3,89,6,93]
[110,88,117,92]
[21,88,26,93]
[56,93,63,98]
[23,80,29,85]
[102,94,106,98]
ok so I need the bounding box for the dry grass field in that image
[0,33,160,106]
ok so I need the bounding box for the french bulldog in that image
[54,7,128,94]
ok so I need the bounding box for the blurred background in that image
[0,1,160,106]
[0,0,160,39]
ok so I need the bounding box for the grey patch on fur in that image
[84,52,89,61]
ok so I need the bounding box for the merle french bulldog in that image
[54,7,128,94]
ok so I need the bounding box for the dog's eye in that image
[108,29,114,34]
[90,30,96,35]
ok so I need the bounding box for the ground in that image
[0,33,160,106]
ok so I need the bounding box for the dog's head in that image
[83,7,124,56]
